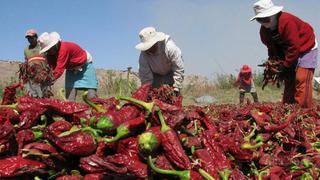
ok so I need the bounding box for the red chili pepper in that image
[83,173,105,180]
[202,130,232,171]
[22,142,64,159]
[154,99,181,112]
[79,154,127,174]
[0,156,46,177]
[56,175,82,180]
[44,121,97,156]
[1,83,23,105]
[193,149,219,179]
[110,137,148,178]
[264,112,296,132]
[106,153,148,179]
[16,129,36,154]
[157,110,191,169]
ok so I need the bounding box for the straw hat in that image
[250,0,283,21]
[135,27,166,51]
[38,32,61,54]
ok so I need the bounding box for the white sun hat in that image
[135,27,166,51]
[39,32,61,54]
[250,0,283,21]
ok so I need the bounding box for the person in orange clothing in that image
[251,0,318,108]
[234,65,259,105]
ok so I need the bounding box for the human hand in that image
[173,87,180,96]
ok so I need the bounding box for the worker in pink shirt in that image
[251,0,318,108]
[38,32,98,101]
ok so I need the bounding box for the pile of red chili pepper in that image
[0,83,319,179]
[259,59,284,90]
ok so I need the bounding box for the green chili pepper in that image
[96,116,113,129]
[138,132,159,154]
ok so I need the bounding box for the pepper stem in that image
[218,169,231,180]
[116,96,154,115]
[198,168,215,180]
[99,125,129,142]
[0,103,18,109]
[147,156,190,180]
[82,91,106,113]
[243,123,256,142]
[157,110,171,132]
[241,141,264,149]
[258,170,268,180]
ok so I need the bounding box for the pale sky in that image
[0,0,319,77]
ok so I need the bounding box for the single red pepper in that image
[0,156,46,177]
[193,149,220,179]
[44,121,97,156]
[15,129,38,155]
[106,153,148,179]
[56,175,82,180]
[79,154,127,174]
[157,109,191,169]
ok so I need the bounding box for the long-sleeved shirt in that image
[138,35,184,89]
[47,41,87,79]
[260,12,316,68]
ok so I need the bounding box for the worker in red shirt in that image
[251,0,318,108]
[38,32,98,101]
[234,65,259,105]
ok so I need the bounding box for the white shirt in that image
[138,35,184,89]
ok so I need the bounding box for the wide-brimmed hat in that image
[241,65,252,73]
[135,27,166,51]
[39,32,61,54]
[250,0,283,21]
[25,29,38,37]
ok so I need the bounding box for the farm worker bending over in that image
[251,0,318,108]
[136,27,184,95]
[234,65,259,105]
[38,32,98,101]
[21,29,54,98]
